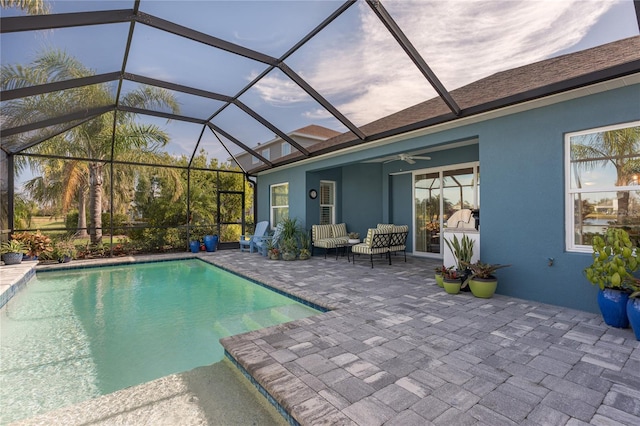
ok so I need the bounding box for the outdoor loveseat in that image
[311,223,350,258]
[352,224,409,268]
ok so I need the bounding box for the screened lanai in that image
[2,0,639,256]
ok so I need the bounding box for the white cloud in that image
[254,0,617,128]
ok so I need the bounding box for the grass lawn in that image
[30,216,66,230]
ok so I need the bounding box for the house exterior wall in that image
[255,83,640,313]
[235,135,324,171]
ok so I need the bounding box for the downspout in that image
[247,174,257,228]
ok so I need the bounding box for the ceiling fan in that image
[383,153,432,164]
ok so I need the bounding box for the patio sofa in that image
[311,223,350,258]
[352,224,409,268]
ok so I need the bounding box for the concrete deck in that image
[2,251,640,425]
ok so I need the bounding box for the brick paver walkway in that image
[210,251,640,426]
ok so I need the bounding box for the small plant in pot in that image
[1,240,27,265]
[281,236,298,261]
[348,232,360,243]
[441,267,462,294]
[584,228,638,328]
[434,265,451,288]
[462,261,511,298]
[299,232,311,260]
[444,234,475,291]
[53,239,77,263]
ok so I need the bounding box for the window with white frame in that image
[319,181,335,225]
[270,182,289,228]
[251,155,258,164]
[566,121,640,252]
[281,142,291,156]
[262,148,270,161]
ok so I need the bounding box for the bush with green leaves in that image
[585,228,638,290]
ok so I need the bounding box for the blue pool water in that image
[0,259,320,424]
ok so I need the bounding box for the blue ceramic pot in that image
[189,240,200,253]
[597,288,629,328]
[627,298,640,341]
[204,235,218,252]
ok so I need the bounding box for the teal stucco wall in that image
[255,83,640,313]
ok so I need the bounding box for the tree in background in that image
[572,127,640,224]
[0,0,49,15]
[1,50,180,244]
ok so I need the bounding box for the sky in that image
[1,0,639,185]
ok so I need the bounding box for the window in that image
[566,122,640,252]
[270,182,289,227]
[262,148,270,161]
[251,155,258,164]
[319,181,335,225]
[281,142,291,156]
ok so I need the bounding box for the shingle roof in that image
[291,124,341,140]
[256,36,639,171]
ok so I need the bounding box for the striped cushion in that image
[314,236,349,248]
[377,224,394,232]
[392,225,408,233]
[331,223,348,238]
[352,243,388,255]
[364,228,375,245]
[312,224,333,241]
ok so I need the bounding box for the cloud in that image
[254,0,616,128]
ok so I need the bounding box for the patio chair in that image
[254,222,284,256]
[239,221,269,253]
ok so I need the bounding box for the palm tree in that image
[1,50,181,244]
[0,0,49,15]
[572,126,640,224]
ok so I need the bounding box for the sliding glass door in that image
[414,164,479,256]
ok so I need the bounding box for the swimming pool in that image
[0,259,322,424]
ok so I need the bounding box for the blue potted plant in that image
[584,228,638,328]
[1,240,27,265]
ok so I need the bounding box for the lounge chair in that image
[254,222,284,256]
[311,223,350,258]
[239,221,269,253]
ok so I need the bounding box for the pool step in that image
[212,304,318,337]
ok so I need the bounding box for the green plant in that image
[281,236,298,254]
[299,232,311,251]
[624,276,640,299]
[281,217,301,241]
[584,228,638,290]
[1,240,27,255]
[348,232,360,239]
[444,234,474,271]
[53,239,77,259]
[11,230,53,257]
[463,261,511,279]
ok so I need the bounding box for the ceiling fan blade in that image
[383,158,399,164]
[404,158,416,164]
[411,156,431,160]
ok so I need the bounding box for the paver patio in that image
[2,251,639,425]
[211,251,640,425]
